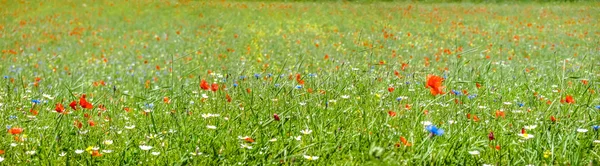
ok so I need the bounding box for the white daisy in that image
[303,155,319,160]
[151,152,160,156]
[206,125,217,129]
[576,128,588,133]
[468,150,480,155]
[75,150,84,154]
[300,129,313,135]
[139,145,153,151]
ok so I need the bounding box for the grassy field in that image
[0,0,599,165]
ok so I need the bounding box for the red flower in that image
[388,87,395,93]
[211,83,219,92]
[200,79,209,90]
[8,127,23,135]
[388,111,397,117]
[550,116,557,123]
[560,95,575,104]
[425,75,444,96]
[273,113,280,121]
[69,101,78,110]
[74,120,83,129]
[88,120,96,127]
[55,103,65,113]
[79,95,93,109]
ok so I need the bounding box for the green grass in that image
[0,0,599,165]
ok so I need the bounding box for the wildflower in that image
[273,113,280,121]
[595,105,600,110]
[55,103,65,113]
[495,110,505,118]
[421,121,432,126]
[25,150,36,155]
[295,85,302,89]
[400,136,411,146]
[594,140,600,144]
[341,95,350,99]
[79,95,93,109]
[139,145,153,151]
[524,125,537,130]
[593,125,599,131]
[468,150,480,155]
[31,99,41,104]
[544,150,552,158]
[425,125,444,136]
[59,152,66,156]
[200,79,209,90]
[388,87,395,93]
[124,125,135,129]
[388,111,397,117]
[488,132,495,141]
[43,94,54,100]
[210,83,218,92]
[69,101,77,110]
[240,143,253,149]
[8,127,23,135]
[294,136,302,141]
[269,138,278,142]
[103,140,113,145]
[206,125,217,129]
[151,152,160,156]
[518,128,534,139]
[101,150,113,153]
[425,75,444,96]
[300,129,313,135]
[560,95,575,104]
[550,116,557,123]
[303,155,319,161]
[577,128,588,133]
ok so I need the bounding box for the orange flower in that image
[163,97,170,104]
[550,116,557,123]
[400,136,412,146]
[55,103,65,113]
[79,94,93,109]
[211,83,219,92]
[495,110,505,118]
[91,150,103,157]
[560,95,575,104]
[8,127,23,135]
[387,87,395,93]
[425,75,444,96]
[388,111,397,117]
[244,137,255,143]
[200,79,209,90]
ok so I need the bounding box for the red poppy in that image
[550,116,557,123]
[8,127,23,135]
[88,120,96,127]
[400,136,411,146]
[560,95,575,104]
[211,83,218,92]
[425,75,444,96]
[388,87,395,93]
[388,111,397,117]
[74,120,83,129]
[200,79,209,90]
[69,101,77,110]
[273,113,280,121]
[226,94,232,102]
[79,95,93,109]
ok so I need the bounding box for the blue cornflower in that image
[405,81,410,85]
[308,73,316,77]
[267,73,273,78]
[426,125,444,136]
[3,76,7,79]
[8,115,16,120]
[254,74,260,79]
[32,99,41,104]
[6,125,11,130]
[274,84,280,88]
[396,97,402,102]
[233,83,238,87]
[452,90,462,96]
[596,105,600,110]
[295,85,302,89]
[468,94,477,99]
[518,103,524,107]
[593,125,599,131]
[145,103,154,109]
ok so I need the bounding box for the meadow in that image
[0,0,599,165]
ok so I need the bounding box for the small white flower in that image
[503,102,512,105]
[294,136,302,141]
[206,125,217,129]
[201,114,211,119]
[593,140,600,144]
[92,147,100,151]
[59,152,66,157]
[102,150,113,153]
[448,120,456,124]
[42,94,54,100]
[524,125,537,130]
[125,125,136,129]
[421,121,432,126]
[300,129,313,135]
[201,94,209,98]
[299,102,307,106]
[25,150,36,155]
[139,145,153,151]
[10,143,17,147]
[103,140,113,145]
[517,133,534,139]
[341,95,350,99]
[303,155,319,160]
[577,128,588,133]
[240,143,253,149]
[75,150,85,154]
[478,106,487,109]
[468,150,480,155]
[0,156,4,162]
[269,138,277,142]
[151,152,160,156]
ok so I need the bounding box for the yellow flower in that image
[86,146,93,154]
[543,150,551,158]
